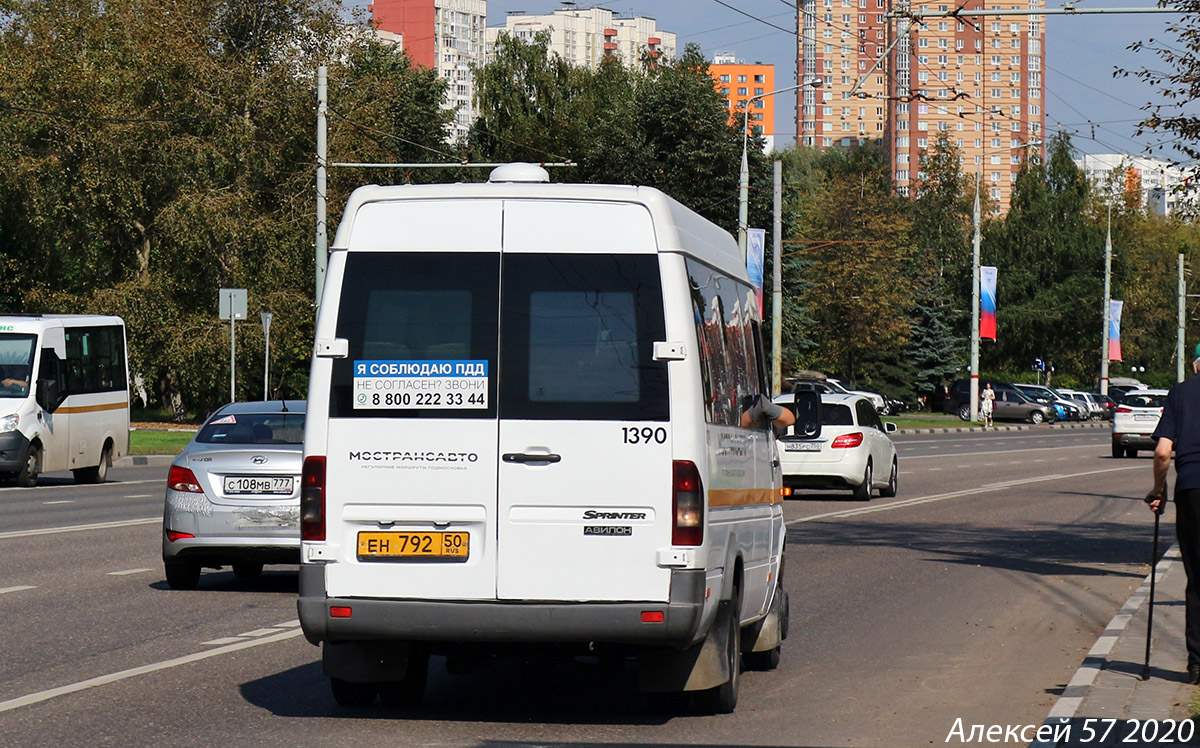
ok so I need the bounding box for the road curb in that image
[898,421,1109,435]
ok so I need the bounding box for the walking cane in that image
[1142,488,1166,681]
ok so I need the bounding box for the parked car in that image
[1014,383,1087,421]
[1111,389,1169,458]
[1057,389,1105,420]
[944,379,1021,421]
[1090,391,1117,420]
[989,388,1057,424]
[827,378,887,414]
[881,393,908,416]
[161,400,307,590]
[774,393,898,500]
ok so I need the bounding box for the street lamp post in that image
[970,140,1040,422]
[738,78,822,258]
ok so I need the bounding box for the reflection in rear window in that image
[1120,394,1167,409]
[197,413,307,444]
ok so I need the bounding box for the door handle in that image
[502,452,562,464]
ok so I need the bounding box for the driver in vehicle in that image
[0,365,29,389]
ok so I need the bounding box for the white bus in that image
[0,315,130,486]
[298,164,788,712]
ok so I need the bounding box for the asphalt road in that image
[0,428,1161,747]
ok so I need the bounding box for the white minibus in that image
[0,315,130,486]
[298,164,788,713]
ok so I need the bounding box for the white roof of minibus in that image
[0,315,123,333]
[332,181,747,283]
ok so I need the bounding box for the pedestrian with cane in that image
[1146,345,1200,684]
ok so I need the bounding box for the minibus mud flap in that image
[637,599,732,693]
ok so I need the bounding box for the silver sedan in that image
[161,400,306,590]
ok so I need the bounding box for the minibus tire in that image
[330,677,378,708]
[695,593,741,714]
[15,445,39,488]
[378,649,429,707]
[73,443,111,484]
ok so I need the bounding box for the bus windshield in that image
[0,334,36,399]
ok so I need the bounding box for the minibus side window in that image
[687,259,764,428]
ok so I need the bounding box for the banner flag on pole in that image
[980,266,998,341]
[747,228,766,316]
[1108,300,1124,361]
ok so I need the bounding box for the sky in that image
[478,0,1195,163]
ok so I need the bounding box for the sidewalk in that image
[900,420,1109,435]
[1030,543,1199,746]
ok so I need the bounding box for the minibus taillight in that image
[301,456,326,542]
[167,465,204,493]
[672,460,703,547]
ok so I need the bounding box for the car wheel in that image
[695,589,741,715]
[852,461,873,501]
[957,403,971,421]
[1112,441,1123,459]
[73,443,111,484]
[232,562,263,579]
[1091,412,1102,421]
[164,561,201,590]
[330,677,378,708]
[1127,447,1138,458]
[879,459,898,498]
[1029,410,1044,425]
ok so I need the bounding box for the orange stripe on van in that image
[56,402,128,414]
[708,487,781,507]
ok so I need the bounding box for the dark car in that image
[1090,391,1117,420]
[943,379,1020,421]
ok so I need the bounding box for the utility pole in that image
[1180,253,1187,383]
[772,159,783,396]
[1100,205,1112,395]
[315,65,328,310]
[970,175,981,422]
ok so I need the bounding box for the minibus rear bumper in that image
[297,564,706,648]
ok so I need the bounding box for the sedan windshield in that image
[196,413,306,445]
[0,333,36,399]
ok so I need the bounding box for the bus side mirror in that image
[792,390,821,439]
[35,379,61,413]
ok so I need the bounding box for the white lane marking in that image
[787,464,1144,525]
[901,443,1105,461]
[106,568,151,577]
[0,478,161,492]
[0,628,303,713]
[0,518,158,541]
[0,586,36,595]
[899,471,914,475]
[42,500,75,505]
[201,637,245,646]
[126,494,154,499]
[204,620,302,646]
[238,628,281,638]
[928,468,942,471]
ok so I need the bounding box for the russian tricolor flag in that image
[1108,300,1123,361]
[980,266,998,341]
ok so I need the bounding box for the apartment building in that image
[797,0,1046,211]
[710,54,777,153]
[372,0,488,141]
[484,5,675,70]
[1077,153,1196,217]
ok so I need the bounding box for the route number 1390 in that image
[622,427,667,445]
